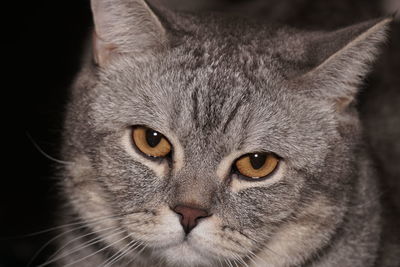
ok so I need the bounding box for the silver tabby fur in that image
[55,0,400,266]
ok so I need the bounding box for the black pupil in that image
[145,130,162,148]
[249,153,267,169]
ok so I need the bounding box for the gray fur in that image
[54,0,400,266]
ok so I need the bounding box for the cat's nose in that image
[173,205,211,234]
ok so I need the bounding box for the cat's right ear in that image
[91,0,167,66]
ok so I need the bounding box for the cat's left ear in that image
[297,17,393,111]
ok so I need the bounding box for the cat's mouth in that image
[120,207,245,266]
[145,229,200,251]
[153,239,216,266]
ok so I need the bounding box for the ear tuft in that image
[298,17,393,110]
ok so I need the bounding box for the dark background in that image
[2,1,92,266]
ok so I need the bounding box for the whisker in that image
[154,250,165,267]
[247,250,270,266]
[217,256,224,267]
[47,225,117,261]
[38,228,126,267]
[123,243,148,267]
[26,132,74,166]
[245,252,260,267]
[27,214,126,266]
[62,232,134,267]
[12,213,127,240]
[102,239,139,267]
[244,233,287,262]
[232,252,249,267]
[232,258,240,267]
[225,258,234,267]
[114,243,144,267]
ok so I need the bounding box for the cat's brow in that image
[191,87,199,125]
[222,100,243,133]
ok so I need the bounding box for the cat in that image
[49,0,400,266]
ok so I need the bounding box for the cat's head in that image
[62,0,392,266]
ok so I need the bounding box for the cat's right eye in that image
[132,126,172,158]
[234,153,279,180]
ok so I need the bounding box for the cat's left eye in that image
[234,153,279,180]
[132,126,171,158]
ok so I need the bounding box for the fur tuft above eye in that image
[132,126,172,158]
[235,153,279,180]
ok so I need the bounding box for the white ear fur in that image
[91,0,166,66]
[300,17,392,109]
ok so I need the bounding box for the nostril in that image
[172,205,211,234]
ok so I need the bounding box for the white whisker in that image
[26,132,75,166]
[38,228,125,267]
[232,252,249,267]
[102,239,139,267]
[28,216,123,267]
[47,225,117,262]
[63,233,134,267]
[232,258,240,267]
[123,242,148,267]
[245,252,260,267]
[217,256,224,267]
[247,250,270,266]
[225,258,234,267]
[22,213,127,239]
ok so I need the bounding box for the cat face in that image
[82,51,344,265]
[62,1,390,266]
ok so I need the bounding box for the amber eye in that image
[235,153,279,179]
[132,127,171,158]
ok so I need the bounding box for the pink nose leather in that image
[173,205,210,234]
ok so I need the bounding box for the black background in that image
[2,1,92,266]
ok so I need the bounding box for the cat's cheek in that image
[188,216,251,254]
[125,206,184,247]
[252,196,344,267]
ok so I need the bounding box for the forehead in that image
[103,44,283,124]
[94,44,333,166]
[91,26,337,167]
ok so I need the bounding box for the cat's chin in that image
[155,241,215,267]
